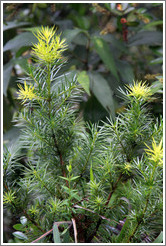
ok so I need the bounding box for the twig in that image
[86,218,101,243]
[54,221,72,227]
[73,204,119,224]
[105,173,122,206]
[52,132,68,187]
[86,173,122,242]
[72,218,78,243]
[31,221,72,243]
[31,228,53,243]
[22,209,44,233]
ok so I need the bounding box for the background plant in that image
[3,2,163,135]
[3,25,163,243]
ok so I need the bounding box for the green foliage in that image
[3,26,163,243]
[3,3,163,135]
[53,224,61,243]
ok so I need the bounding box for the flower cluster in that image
[145,138,163,166]
[32,26,67,64]
[3,190,16,204]
[17,81,38,104]
[126,81,152,101]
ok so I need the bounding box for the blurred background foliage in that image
[3,2,163,144]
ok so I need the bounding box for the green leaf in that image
[13,224,24,231]
[3,61,13,95]
[128,31,163,46]
[143,20,163,30]
[116,217,136,243]
[150,57,163,65]
[116,60,135,83]
[77,71,90,95]
[13,231,28,240]
[62,28,87,44]
[92,36,119,80]
[73,16,91,30]
[89,72,115,118]
[90,164,94,182]
[3,32,37,52]
[20,26,42,33]
[62,228,70,243]
[83,94,109,123]
[73,32,88,46]
[70,176,80,181]
[127,21,139,27]
[62,186,70,192]
[20,216,27,226]
[3,21,29,31]
[153,231,163,243]
[102,33,127,53]
[53,224,61,243]
[59,176,69,181]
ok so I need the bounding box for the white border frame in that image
[1,1,165,245]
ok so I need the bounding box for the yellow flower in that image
[3,190,16,204]
[126,81,152,100]
[17,81,37,104]
[122,162,132,175]
[145,138,163,166]
[124,162,132,171]
[32,26,67,64]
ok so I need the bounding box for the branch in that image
[105,173,122,206]
[31,221,72,243]
[22,209,44,233]
[31,228,53,243]
[73,204,119,224]
[72,218,78,243]
[86,173,122,242]
[52,132,68,187]
[4,183,44,233]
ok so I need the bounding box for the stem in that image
[35,171,55,196]
[114,124,130,162]
[127,162,157,242]
[47,63,51,117]
[31,228,53,243]
[52,133,68,187]
[3,181,9,191]
[79,132,98,179]
[87,173,122,242]
[127,197,149,243]
[46,63,68,186]
[31,221,72,243]
[73,204,119,224]
[105,173,122,206]
[74,143,94,190]
[86,218,102,243]
[22,209,44,233]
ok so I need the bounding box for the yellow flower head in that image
[122,162,132,175]
[145,138,163,166]
[124,162,132,171]
[3,190,16,204]
[32,26,67,64]
[17,81,37,104]
[126,81,152,100]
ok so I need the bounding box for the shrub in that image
[3,26,163,243]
